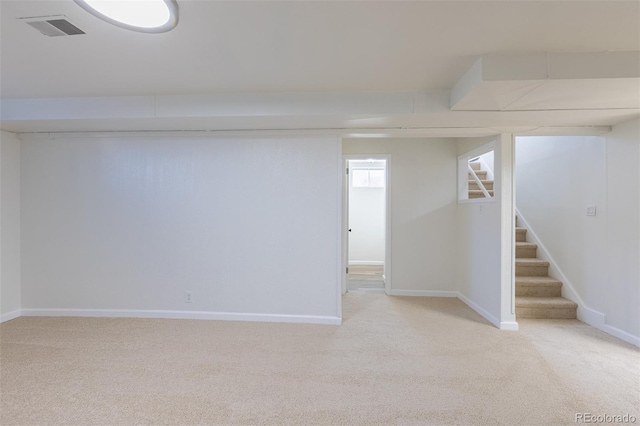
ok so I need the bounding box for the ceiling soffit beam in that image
[1,91,454,122]
[0,89,634,133]
[13,126,611,141]
[450,51,640,111]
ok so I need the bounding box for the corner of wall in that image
[497,133,517,328]
[0,131,22,321]
[0,131,3,319]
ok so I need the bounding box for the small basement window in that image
[352,169,385,188]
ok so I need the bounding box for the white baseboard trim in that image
[20,309,342,326]
[499,321,519,331]
[456,292,501,329]
[578,306,640,347]
[577,305,605,328]
[0,309,21,323]
[600,324,640,348]
[390,290,458,297]
[348,261,384,266]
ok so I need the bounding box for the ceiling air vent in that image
[22,15,85,37]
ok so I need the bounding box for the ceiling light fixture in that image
[74,0,179,33]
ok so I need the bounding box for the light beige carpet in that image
[1,295,638,425]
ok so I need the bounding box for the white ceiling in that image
[450,52,640,110]
[1,0,639,133]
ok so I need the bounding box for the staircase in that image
[468,162,494,199]
[515,221,578,319]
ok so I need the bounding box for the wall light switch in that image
[586,205,597,216]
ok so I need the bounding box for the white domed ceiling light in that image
[74,0,178,33]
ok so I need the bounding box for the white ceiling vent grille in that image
[22,15,85,37]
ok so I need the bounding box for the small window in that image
[352,169,385,188]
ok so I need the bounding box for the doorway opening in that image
[343,156,390,294]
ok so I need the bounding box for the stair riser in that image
[515,229,526,242]
[516,264,549,276]
[516,285,562,297]
[516,307,577,319]
[469,163,481,171]
[468,182,494,190]
[468,172,487,179]
[516,246,537,258]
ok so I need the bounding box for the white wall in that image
[516,135,608,305]
[343,138,458,294]
[456,135,516,330]
[0,131,21,321]
[348,171,385,264]
[20,135,341,323]
[516,118,639,344]
[478,150,494,180]
[605,118,640,340]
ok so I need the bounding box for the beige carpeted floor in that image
[1,294,638,425]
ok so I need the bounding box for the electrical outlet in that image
[586,205,597,216]
[185,291,193,303]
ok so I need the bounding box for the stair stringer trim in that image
[515,208,640,347]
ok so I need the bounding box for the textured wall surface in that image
[20,135,341,320]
